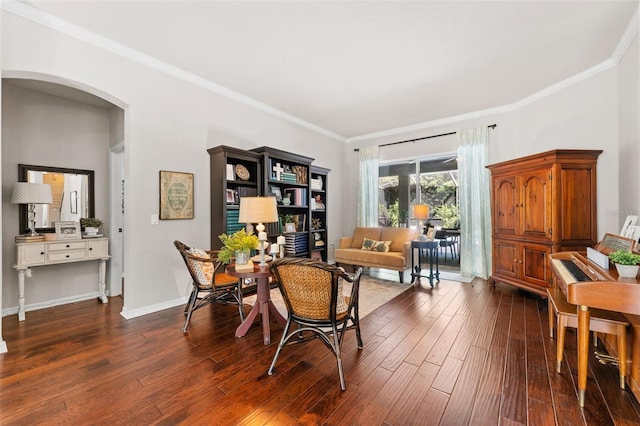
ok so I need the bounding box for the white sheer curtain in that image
[457,127,492,279]
[357,145,380,227]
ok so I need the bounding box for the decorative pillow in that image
[186,247,214,286]
[361,238,391,253]
[336,277,348,315]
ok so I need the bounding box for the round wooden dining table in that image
[226,263,286,345]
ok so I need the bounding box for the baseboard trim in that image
[1,292,101,318]
[120,297,187,320]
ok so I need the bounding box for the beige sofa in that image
[335,227,418,283]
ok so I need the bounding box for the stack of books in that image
[285,233,308,255]
[281,172,298,183]
[15,234,45,243]
[226,210,244,234]
[311,178,323,190]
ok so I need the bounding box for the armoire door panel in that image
[493,240,518,278]
[560,168,594,241]
[493,176,517,235]
[521,170,551,239]
[520,243,551,288]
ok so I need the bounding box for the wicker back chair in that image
[174,240,243,333]
[268,258,363,390]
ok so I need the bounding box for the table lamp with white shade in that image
[413,204,429,240]
[10,182,53,236]
[238,196,279,266]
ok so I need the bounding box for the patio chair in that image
[435,229,459,261]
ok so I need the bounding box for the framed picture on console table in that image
[55,221,81,240]
[159,170,194,220]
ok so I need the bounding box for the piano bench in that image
[547,287,629,387]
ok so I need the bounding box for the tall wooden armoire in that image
[486,149,602,296]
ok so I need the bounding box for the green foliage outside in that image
[433,204,459,228]
[382,202,404,227]
[379,172,459,228]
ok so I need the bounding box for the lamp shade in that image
[10,182,53,204]
[413,204,429,220]
[238,196,278,224]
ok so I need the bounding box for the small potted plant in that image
[609,249,640,278]
[282,213,295,233]
[80,217,102,236]
[218,229,259,265]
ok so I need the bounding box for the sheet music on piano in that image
[587,247,609,270]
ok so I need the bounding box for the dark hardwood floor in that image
[1,277,639,425]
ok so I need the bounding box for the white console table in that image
[13,237,110,321]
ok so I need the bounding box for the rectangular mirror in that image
[18,164,95,233]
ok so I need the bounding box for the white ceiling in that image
[15,1,640,141]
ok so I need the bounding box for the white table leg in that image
[98,259,108,304]
[17,268,26,321]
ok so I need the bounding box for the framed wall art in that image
[159,170,194,220]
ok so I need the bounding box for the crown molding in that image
[612,6,639,63]
[348,56,619,144]
[1,1,346,142]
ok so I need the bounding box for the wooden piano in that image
[550,251,640,407]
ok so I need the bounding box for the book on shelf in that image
[281,172,297,183]
[226,210,244,234]
[311,177,323,190]
[284,233,308,254]
[284,188,307,206]
[237,186,257,198]
[293,214,306,232]
[265,219,282,236]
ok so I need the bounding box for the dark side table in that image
[410,240,440,287]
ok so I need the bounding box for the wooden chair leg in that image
[548,298,555,338]
[557,315,567,373]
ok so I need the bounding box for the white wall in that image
[618,29,640,228]
[1,11,345,319]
